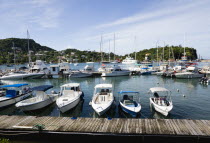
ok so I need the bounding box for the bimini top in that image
[149,87,169,93]
[61,83,80,87]
[118,91,139,94]
[31,85,53,91]
[95,84,112,89]
[0,83,28,88]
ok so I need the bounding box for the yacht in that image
[91,84,114,116]
[101,65,130,77]
[122,56,138,64]
[69,62,94,78]
[175,66,203,79]
[29,60,49,74]
[0,71,45,80]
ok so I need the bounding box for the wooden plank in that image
[1,115,210,137]
[202,120,210,135]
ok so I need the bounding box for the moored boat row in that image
[0,82,173,117]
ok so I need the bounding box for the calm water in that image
[0,62,210,120]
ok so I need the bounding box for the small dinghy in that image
[16,85,59,111]
[118,91,141,117]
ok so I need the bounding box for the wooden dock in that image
[0,115,210,142]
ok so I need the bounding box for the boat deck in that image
[0,115,210,142]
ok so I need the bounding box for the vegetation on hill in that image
[128,45,197,62]
[0,38,198,64]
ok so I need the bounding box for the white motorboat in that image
[91,84,114,116]
[0,71,45,80]
[175,66,203,79]
[118,91,141,117]
[199,66,210,74]
[0,84,32,108]
[69,62,94,78]
[122,56,138,64]
[56,83,83,113]
[16,85,59,111]
[101,65,130,77]
[0,71,32,80]
[149,87,173,116]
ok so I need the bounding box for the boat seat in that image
[99,95,108,103]
[124,100,134,105]
[36,91,47,100]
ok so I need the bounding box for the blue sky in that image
[0,0,210,59]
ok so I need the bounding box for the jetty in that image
[0,115,210,142]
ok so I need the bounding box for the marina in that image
[0,62,209,120]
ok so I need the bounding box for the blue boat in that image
[0,84,32,108]
[118,91,141,117]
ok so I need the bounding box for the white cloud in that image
[77,0,210,58]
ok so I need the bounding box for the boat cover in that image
[0,84,28,88]
[31,85,53,91]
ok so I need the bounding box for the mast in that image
[184,33,186,57]
[12,42,16,66]
[113,33,115,61]
[27,30,31,64]
[134,36,136,60]
[156,41,159,66]
[109,40,111,62]
[100,35,103,62]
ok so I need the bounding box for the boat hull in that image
[119,102,141,117]
[16,94,58,111]
[92,100,113,116]
[101,71,130,77]
[149,98,173,116]
[0,92,32,108]
[56,93,82,113]
[70,72,92,78]
[175,73,204,79]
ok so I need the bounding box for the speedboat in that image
[118,91,141,117]
[149,87,173,116]
[69,62,94,78]
[101,65,130,77]
[175,66,203,79]
[0,84,32,108]
[199,66,210,74]
[16,85,59,111]
[56,83,83,113]
[91,84,114,116]
[0,71,45,80]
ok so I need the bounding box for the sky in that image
[0,0,210,59]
